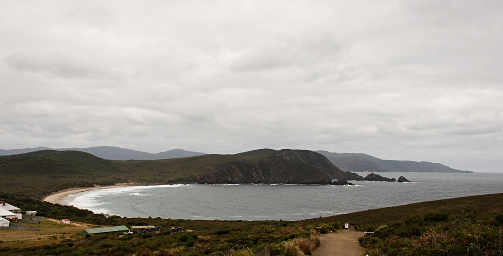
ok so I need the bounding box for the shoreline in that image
[42,183,136,205]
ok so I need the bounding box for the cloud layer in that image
[1,0,502,172]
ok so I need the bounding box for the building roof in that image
[0,202,20,211]
[84,225,129,235]
[0,209,16,217]
[131,226,157,229]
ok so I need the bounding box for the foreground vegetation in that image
[0,192,321,256]
[0,193,502,255]
[1,150,501,255]
[308,193,503,255]
[0,218,95,249]
[358,201,503,255]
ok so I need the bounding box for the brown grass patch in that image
[283,230,320,256]
[0,218,87,248]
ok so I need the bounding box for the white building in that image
[61,219,71,225]
[0,208,17,220]
[0,201,22,219]
[0,217,9,227]
[25,211,37,216]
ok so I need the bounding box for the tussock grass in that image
[224,248,256,256]
[283,230,320,256]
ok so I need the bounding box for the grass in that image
[283,230,320,256]
[300,193,503,230]
[0,193,500,255]
[0,218,94,249]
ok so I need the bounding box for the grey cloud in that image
[449,127,502,136]
[4,52,118,79]
[0,1,503,172]
[229,35,342,73]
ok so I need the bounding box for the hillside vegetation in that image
[0,149,361,198]
[0,146,204,160]
[0,192,501,256]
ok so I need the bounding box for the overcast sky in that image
[1,1,502,172]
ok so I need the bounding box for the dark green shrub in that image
[373,224,390,239]
[495,214,503,225]
[178,234,196,246]
[282,234,297,241]
[215,229,231,235]
[179,235,189,242]
[424,213,449,222]
[314,222,340,234]
[395,223,422,237]
[405,215,424,225]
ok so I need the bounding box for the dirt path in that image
[312,230,365,256]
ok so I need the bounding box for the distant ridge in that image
[0,147,51,155]
[0,146,205,160]
[0,147,469,172]
[0,149,366,198]
[317,151,470,173]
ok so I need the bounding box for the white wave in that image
[129,192,148,196]
[98,184,191,194]
[68,184,190,213]
[88,207,112,215]
[67,191,105,209]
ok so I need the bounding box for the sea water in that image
[64,172,503,220]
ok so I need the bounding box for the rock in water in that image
[397,176,410,182]
[363,173,396,182]
[330,178,353,185]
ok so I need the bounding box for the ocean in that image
[64,172,503,221]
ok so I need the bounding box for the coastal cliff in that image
[192,149,360,184]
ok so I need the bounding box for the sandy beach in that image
[42,183,135,205]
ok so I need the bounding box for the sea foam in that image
[67,184,190,214]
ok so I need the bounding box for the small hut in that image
[83,226,129,236]
[25,211,37,216]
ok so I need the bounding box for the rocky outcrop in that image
[194,149,361,184]
[397,176,410,182]
[329,178,353,185]
[362,173,396,182]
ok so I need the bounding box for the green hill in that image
[0,150,117,175]
[0,150,124,198]
[0,146,205,160]
[0,149,361,198]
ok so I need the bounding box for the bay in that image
[64,172,503,220]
